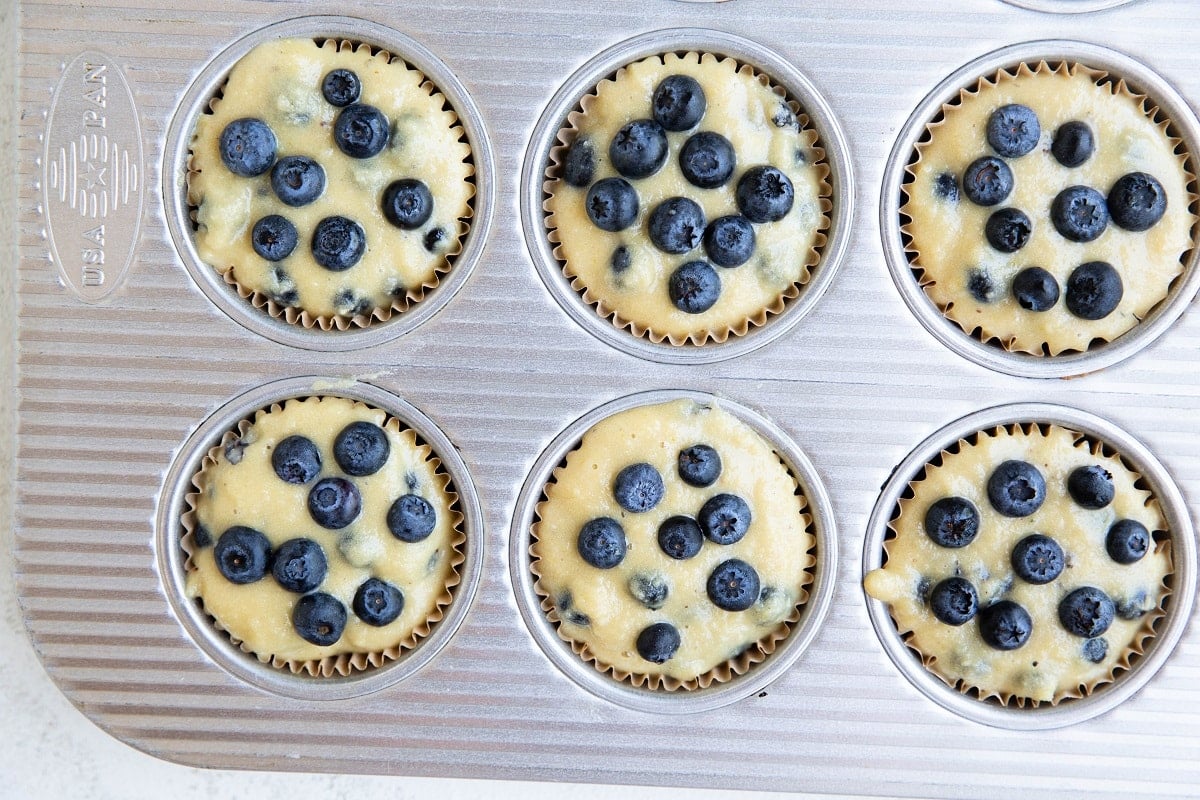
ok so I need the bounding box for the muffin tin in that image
[14,0,1200,796]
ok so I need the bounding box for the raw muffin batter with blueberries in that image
[532,400,815,688]
[188,37,474,326]
[545,51,830,344]
[864,423,1171,705]
[904,63,1195,355]
[185,396,461,672]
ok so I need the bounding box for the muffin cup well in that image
[156,377,484,700]
[862,403,1195,729]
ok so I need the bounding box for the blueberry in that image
[1059,586,1115,638]
[648,197,705,254]
[1052,121,1094,168]
[707,558,760,612]
[577,517,627,569]
[193,524,212,548]
[270,156,325,207]
[333,103,390,159]
[214,526,271,585]
[629,573,669,610]
[652,75,706,132]
[557,590,590,627]
[270,538,328,593]
[1012,267,1061,313]
[985,207,1032,253]
[1065,261,1123,321]
[562,137,595,188]
[1108,172,1167,231]
[1011,534,1065,585]
[934,172,959,202]
[987,104,1040,158]
[736,166,794,223]
[978,600,1033,651]
[1083,637,1109,664]
[962,156,1013,207]
[321,68,361,107]
[929,577,978,626]
[668,261,720,314]
[311,216,366,271]
[636,622,681,663]
[585,177,638,232]
[334,421,390,476]
[218,117,276,177]
[387,494,437,543]
[1106,519,1150,564]
[613,462,664,513]
[679,131,735,189]
[292,592,347,646]
[423,227,446,252]
[699,493,751,545]
[382,179,434,230]
[923,496,979,548]
[703,215,755,268]
[987,460,1045,517]
[678,443,721,487]
[657,515,703,560]
[251,215,298,262]
[271,435,322,485]
[1117,591,1149,620]
[1067,465,1114,509]
[610,246,631,274]
[353,577,404,626]
[307,476,362,529]
[609,119,668,179]
[1051,186,1109,243]
[967,269,996,303]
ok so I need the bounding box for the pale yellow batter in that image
[188,38,474,326]
[545,52,830,345]
[905,63,1195,355]
[185,396,461,673]
[865,424,1171,705]
[532,400,815,688]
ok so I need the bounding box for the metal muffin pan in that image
[879,39,1200,379]
[154,375,486,701]
[162,15,497,352]
[509,389,837,714]
[15,0,1200,796]
[863,402,1196,730]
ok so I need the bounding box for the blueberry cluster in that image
[200,420,439,648]
[565,73,797,315]
[923,460,1151,660]
[946,103,1169,322]
[571,443,767,666]
[216,67,436,312]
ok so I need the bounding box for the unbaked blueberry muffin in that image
[544,51,831,346]
[864,422,1172,706]
[531,399,816,690]
[183,395,464,676]
[903,61,1196,356]
[187,37,474,330]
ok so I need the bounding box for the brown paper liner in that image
[185,37,476,332]
[529,440,817,692]
[900,59,1199,357]
[543,51,833,347]
[879,421,1174,708]
[180,396,467,678]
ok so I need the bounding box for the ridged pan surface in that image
[15,0,1200,796]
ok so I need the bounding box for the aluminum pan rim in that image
[519,27,854,366]
[154,375,486,701]
[508,388,838,714]
[161,15,496,352]
[879,39,1200,379]
[861,401,1197,730]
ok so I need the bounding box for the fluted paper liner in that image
[543,50,833,347]
[186,37,476,332]
[181,396,466,678]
